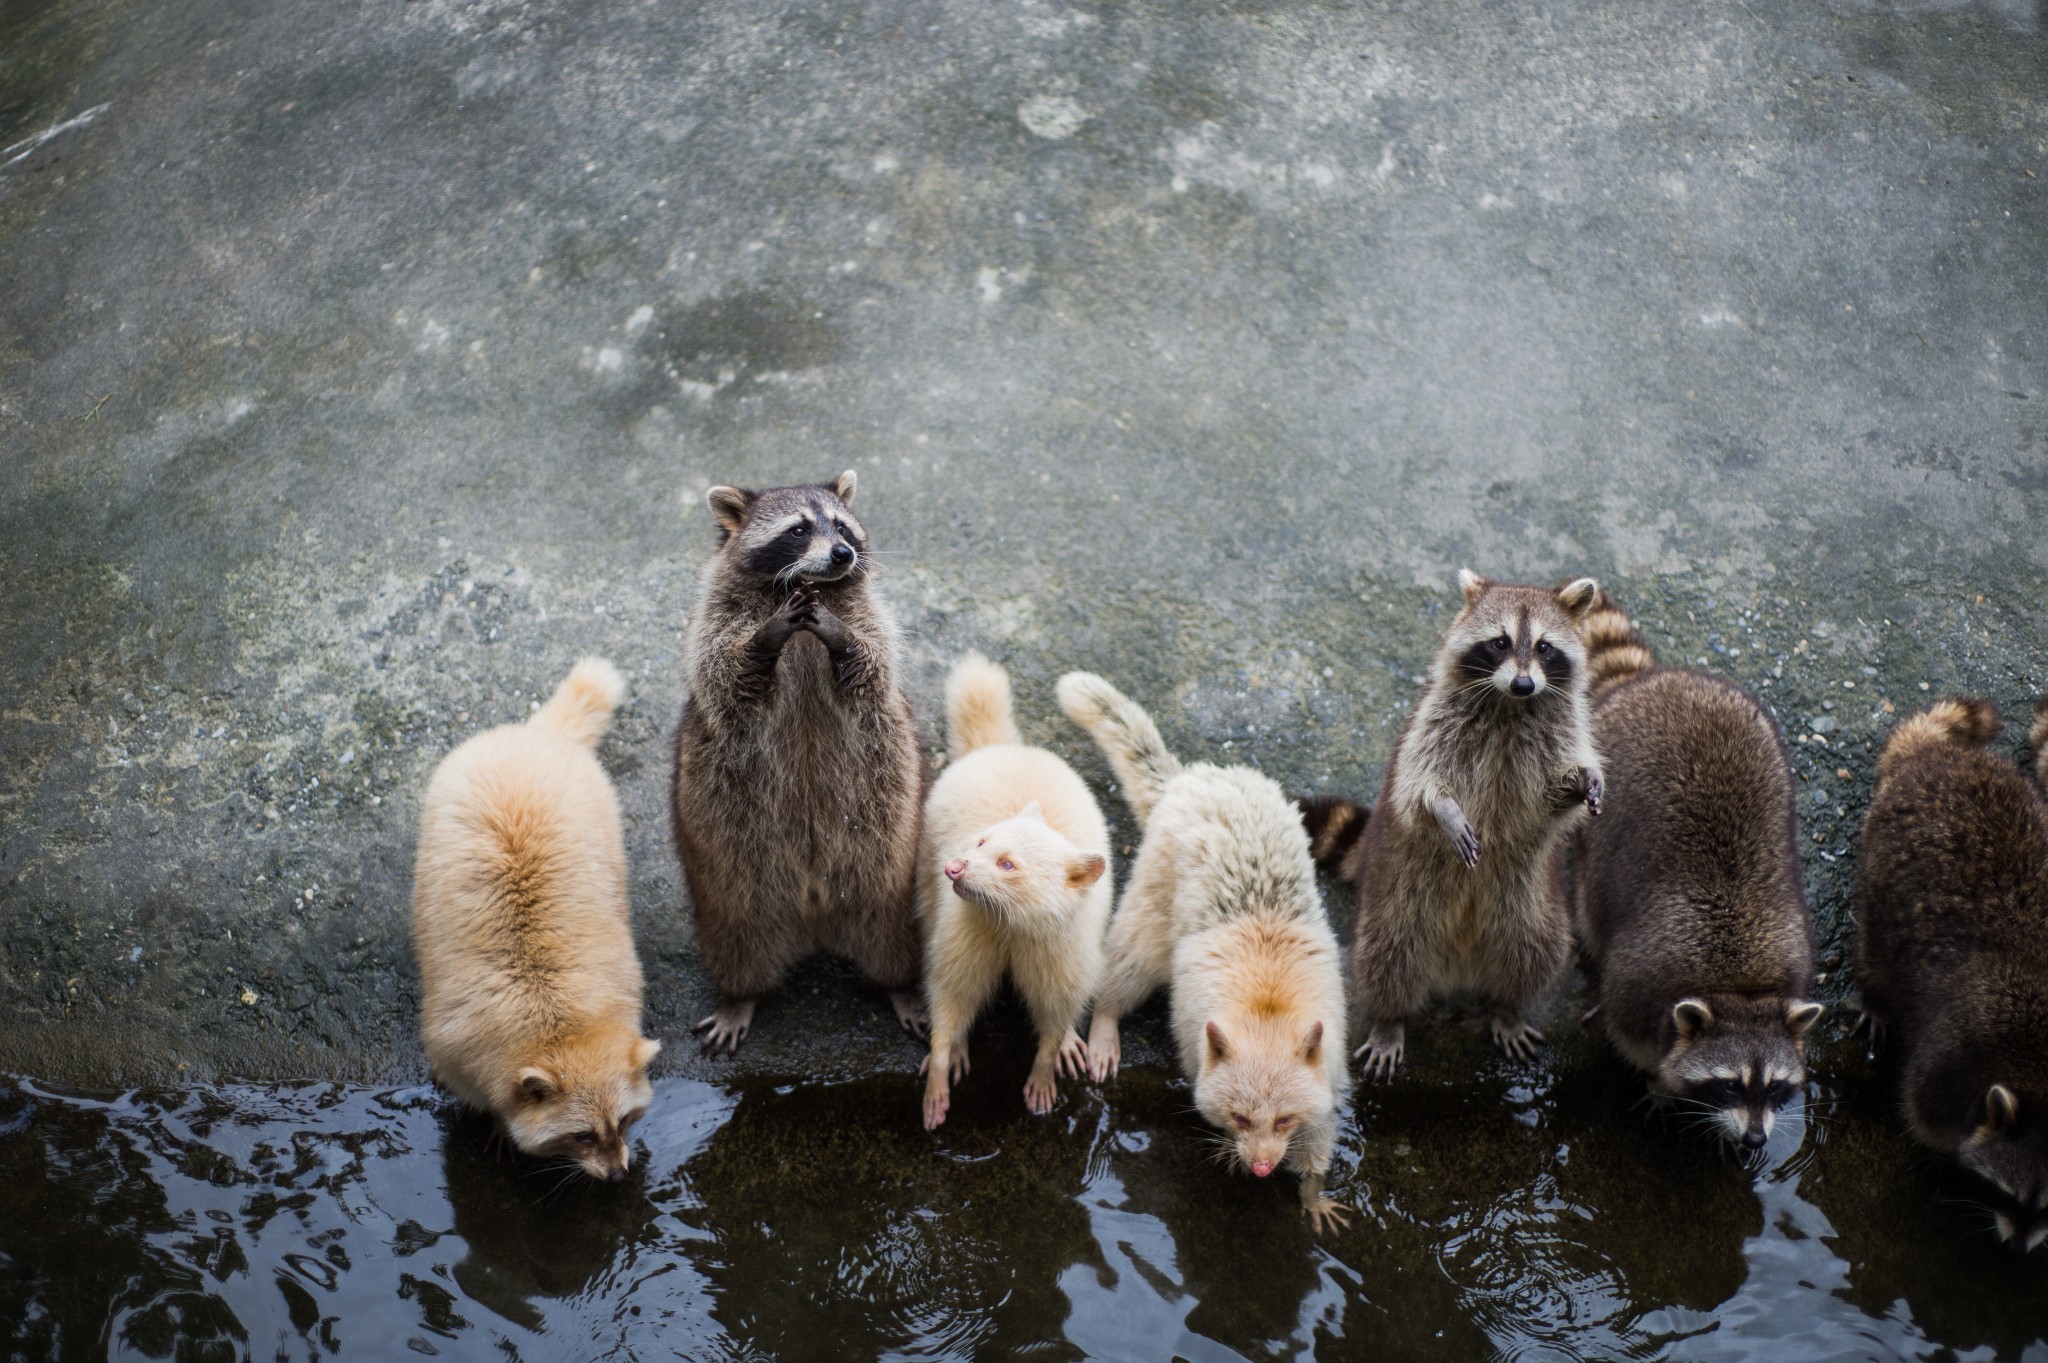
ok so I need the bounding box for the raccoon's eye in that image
[1491,636,1511,652]
[833,519,848,535]
[574,1131,598,1147]
[1274,1115,1294,1131]
[1535,640,1552,656]
[1231,1114,1251,1130]
[1764,1081,1798,1106]
[976,838,986,847]
[1699,1080,1741,1106]
[998,858,1015,872]
[789,522,810,538]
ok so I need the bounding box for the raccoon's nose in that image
[1510,674,1536,697]
[606,1166,627,1184]
[1740,1129,1767,1151]
[944,860,966,880]
[1250,1160,1275,1178]
[830,543,854,567]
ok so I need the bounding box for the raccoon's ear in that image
[1018,800,1044,822]
[706,485,754,536]
[1066,853,1107,889]
[1300,1020,1324,1064]
[1555,577,1601,620]
[632,1037,662,1071]
[1205,1021,1232,1064]
[1671,998,1714,1039]
[1985,1084,2021,1135]
[1785,1002,1824,1038]
[516,1066,560,1103]
[831,468,857,505]
[1457,569,1488,607]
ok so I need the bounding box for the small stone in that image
[240,987,259,1005]
[1836,768,1852,780]
[1809,715,1837,734]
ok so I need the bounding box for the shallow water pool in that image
[7,1034,2048,1362]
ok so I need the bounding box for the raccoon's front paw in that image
[922,1074,951,1131]
[1448,817,1481,869]
[1023,1059,1059,1116]
[1490,1014,1547,1063]
[1303,1195,1353,1237]
[1851,1008,1887,1050]
[1352,1022,1405,1082]
[1580,765,1604,817]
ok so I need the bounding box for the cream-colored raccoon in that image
[414,659,660,1182]
[1059,671,1352,1235]
[918,655,1111,1129]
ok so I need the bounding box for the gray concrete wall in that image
[2,0,2043,1084]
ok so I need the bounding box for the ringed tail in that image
[530,657,628,748]
[1877,696,2001,784]
[1056,672,1182,822]
[944,653,1021,759]
[1295,793,1369,880]
[1577,588,1657,701]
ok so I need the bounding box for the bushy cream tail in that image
[1056,671,1181,822]
[530,658,628,747]
[1578,589,1656,701]
[944,653,1020,759]
[1877,696,2001,784]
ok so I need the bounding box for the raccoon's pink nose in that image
[944,860,966,880]
[1250,1160,1274,1178]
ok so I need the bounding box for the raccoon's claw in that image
[890,990,930,1040]
[1086,1017,1122,1082]
[1851,1009,1887,1049]
[1579,1003,1604,1032]
[1055,1029,1090,1081]
[1450,822,1481,868]
[1491,1016,1547,1063]
[922,1081,951,1131]
[1352,1023,1405,1082]
[1303,1197,1353,1237]
[1023,1061,1059,1116]
[1581,766,1604,817]
[693,999,757,1055]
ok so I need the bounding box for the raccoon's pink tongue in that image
[1250,1160,1274,1178]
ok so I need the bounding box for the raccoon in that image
[1303,572,1603,1080]
[1568,593,1821,1150]
[1060,672,1352,1235]
[669,470,926,1053]
[1857,695,2048,1250]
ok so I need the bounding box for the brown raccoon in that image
[1304,572,1603,1080]
[1857,695,2048,1251]
[1569,593,1821,1149]
[669,470,926,1053]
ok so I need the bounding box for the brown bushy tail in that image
[2030,695,2048,786]
[944,653,1020,759]
[530,657,627,747]
[1877,697,2001,785]
[1577,589,1657,701]
[1295,793,1369,880]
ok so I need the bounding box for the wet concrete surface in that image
[2,0,2045,1087]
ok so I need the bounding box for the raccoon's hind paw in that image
[1490,1014,1547,1063]
[1352,1023,1406,1082]
[890,989,930,1040]
[1580,766,1604,817]
[1055,1029,1090,1082]
[1850,1008,1888,1050]
[693,998,758,1055]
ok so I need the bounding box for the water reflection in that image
[6,1043,2048,1362]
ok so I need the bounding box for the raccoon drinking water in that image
[1568,594,1821,1150]
[670,471,926,1053]
[1857,696,2048,1251]
[1301,572,1603,1080]
[1060,671,1352,1235]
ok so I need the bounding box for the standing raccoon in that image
[918,654,1111,1129]
[1856,696,2048,1251]
[670,471,926,1053]
[1060,672,1352,1235]
[1568,594,1822,1149]
[1301,572,1603,1079]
